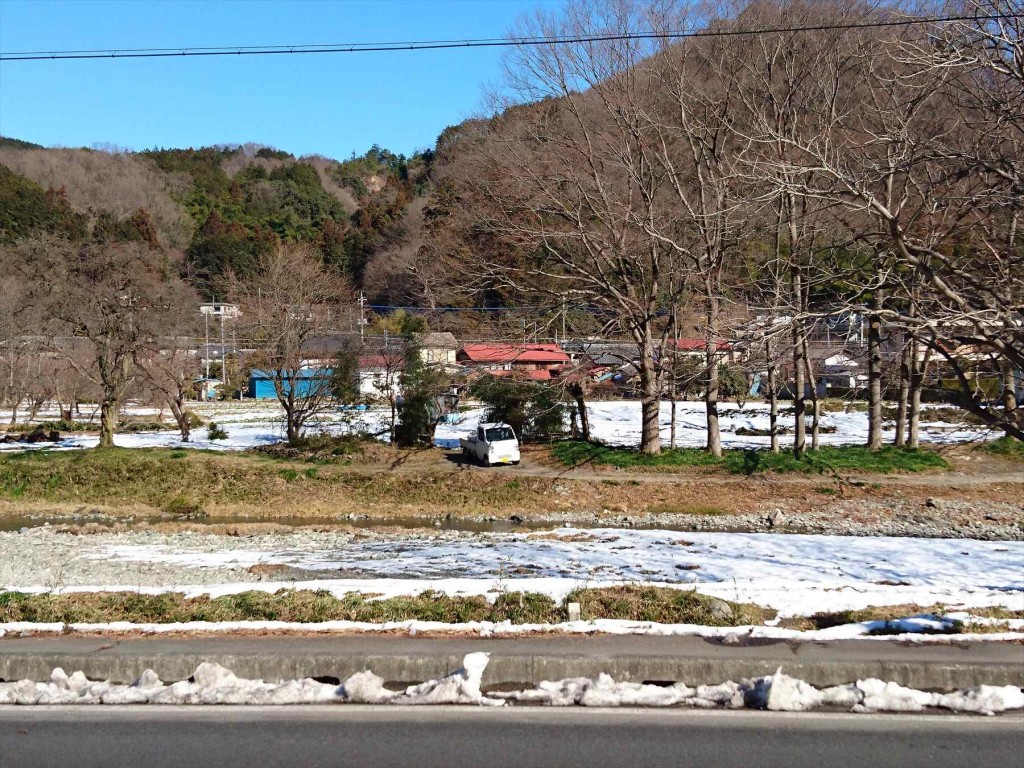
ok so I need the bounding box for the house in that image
[563,341,639,368]
[248,368,333,400]
[818,353,867,392]
[668,338,736,362]
[457,343,570,373]
[199,302,240,319]
[415,332,460,366]
[357,352,404,398]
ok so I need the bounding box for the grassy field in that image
[0,438,1010,523]
[0,447,539,517]
[552,441,950,474]
[0,586,770,626]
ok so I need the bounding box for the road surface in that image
[3,706,1022,768]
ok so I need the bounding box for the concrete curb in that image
[2,636,1022,690]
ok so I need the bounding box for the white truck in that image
[460,422,521,466]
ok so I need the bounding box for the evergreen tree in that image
[395,336,446,447]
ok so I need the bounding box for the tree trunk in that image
[98,397,118,448]
[1001,358,1018,439]
[669,303,679,449]
[285,411,299,445]
[908,341,925,450]
[894,336,910,447]
[169,396,191,442]
[801,340,820,450]
[767,362,780,453]
[867,291,884,451]
[638,333,661,455]
[705,298,722,457]
[792,325,806,459]
[8,399,19,426]
[283,388,299,445]
[701,297,721,457]
[570,383,590,443]
[670,396,677,449]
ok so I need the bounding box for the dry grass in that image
[1,444,1018,524]
[0,587,771,627]
[566,586,774,626]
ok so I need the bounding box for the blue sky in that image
[0,0,557,158]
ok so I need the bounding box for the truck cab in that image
[460,422,521,466]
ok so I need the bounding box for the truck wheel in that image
[483,456,491,467]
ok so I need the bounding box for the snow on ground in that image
[582,401,988,449]
[0,399,991,452]
[3,527,1022,617]
[3,616,1023,642]
[2,655,1022,714]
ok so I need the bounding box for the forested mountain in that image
[0,137,436,299]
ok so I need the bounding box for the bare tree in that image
[136,335,201,441]
[753,3,1024,439]
[443,0,696,454]
[228,245,352,444]
[10,237,194,447]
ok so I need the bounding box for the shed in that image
[248,368,333,400]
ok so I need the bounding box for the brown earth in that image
[1,443,1021,538]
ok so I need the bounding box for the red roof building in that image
[457,343,570,372]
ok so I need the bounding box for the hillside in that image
[0,137,439,300]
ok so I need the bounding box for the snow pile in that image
[0,663,341,706]
[398,652,503,706]
[0,653,503,708]
[505,675,705,708]
[343,652,502,706]
[1,661,1021,715]
[498,668,1024,716]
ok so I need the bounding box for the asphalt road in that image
[3,706,1022,768]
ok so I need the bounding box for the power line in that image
[0,13,1008,62]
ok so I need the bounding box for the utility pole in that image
[220,310,227,386]
[203,308,210,379]
[358,292,367,343]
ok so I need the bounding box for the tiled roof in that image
[458,343,570,364]
[416,332,459,349]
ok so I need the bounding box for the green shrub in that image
[163,494,205,518]
[206,422,229,441]
[470,374,566,442]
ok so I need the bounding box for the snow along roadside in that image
[2,616,1022,641]
[2,654,1022,716]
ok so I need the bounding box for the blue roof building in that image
[248,368,334,400]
